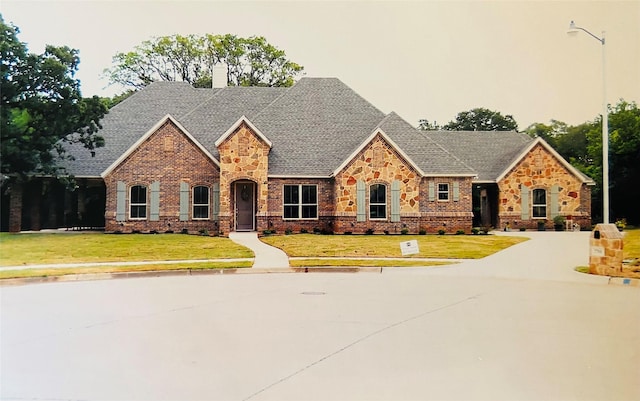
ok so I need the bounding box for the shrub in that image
[344,231,352,235]
[438,229,446,235]
[419,229,427,235]
[262,229,273,235]
[384,230,390,235]
[199,228,209,236]
[519,227,526,231]
[471,227,479,235]
[181,228,189,234]
[400,228,409,235]
[365,228,374,235]
[300,228,308,234]
[285,228,293,235]
[456,229,465,235]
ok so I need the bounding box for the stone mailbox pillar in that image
[589,223,624,276]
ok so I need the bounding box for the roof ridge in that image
[406,121,477,175]
[177,87,223,120]
[249,83,295,122]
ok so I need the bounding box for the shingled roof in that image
[63,78,481,179]
[423,130,533,182]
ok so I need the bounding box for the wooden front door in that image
[235,182,255,231]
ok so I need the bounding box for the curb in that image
[608,276,640,287]
[0,266,384,286]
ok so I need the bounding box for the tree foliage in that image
[1,15,107,180]
[528,100,640,224]
[440,107,518,131]
[104,34,304,90]
[417,119,440,130]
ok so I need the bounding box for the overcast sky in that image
[3,0,639,129]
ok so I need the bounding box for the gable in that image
[496,137,594,184]
[101,115,218,178]
[334,129,424,178]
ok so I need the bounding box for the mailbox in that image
[589,223,624,276]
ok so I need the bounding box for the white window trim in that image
[192,185,210,220]
[532,188,547,219]
[129,185,147,220]
[283,184,318,220]
[437,183,450,202]
[369,183,387,220]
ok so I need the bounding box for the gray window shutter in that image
[116,181,126,221]
[550,184,559,219]
[212,182,220,220]
[521,184,530,220]
[428,181,435,201]
[150,181,160,221]
[180,182,189,221]
[356,180,366,222]
[391,180,401,222]
[453,181,460,202]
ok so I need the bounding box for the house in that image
[3,78,593,234]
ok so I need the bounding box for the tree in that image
[586,100,640,224]
[104,34,304,90]
[1,15,107,180]
[417,119,440,130]
[441,108,518,131]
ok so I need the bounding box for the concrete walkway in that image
[229,232,290,269]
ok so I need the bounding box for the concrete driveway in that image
[1,232,639,401]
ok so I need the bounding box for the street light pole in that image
[567,21,609,224]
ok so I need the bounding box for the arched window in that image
[130,185,147,219]
[532,188,547,218]
[370,184,387,219]
[193,186,210,219]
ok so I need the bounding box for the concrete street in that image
[1,232,639,400]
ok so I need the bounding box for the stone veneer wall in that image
[497,143,591,230]
[104,120,219,233]
[217,122,269,234]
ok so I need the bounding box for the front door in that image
[235,182,255,231]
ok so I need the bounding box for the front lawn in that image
[0,232,253,266]
[261,234,527,259]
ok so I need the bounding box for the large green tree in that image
[438,107,518,131]
[104,34,304,90]
[1,15,107,180]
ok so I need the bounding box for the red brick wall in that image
[104,120,220,234]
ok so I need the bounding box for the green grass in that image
[261,234,527,258]
[623,228,640,261]
[0,261,252,280]
[0,233,253,266]
[290,258,454,268]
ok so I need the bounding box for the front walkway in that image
[229,232,290,269]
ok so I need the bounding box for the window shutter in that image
[453,181,460,202]
[356,180,366,222]
[391,180,401,222]
[150,181,160,221]
[116,181,126,221]
[521,184,530,220]
[428,181,435,201]
[550,184,559,219]
[180,182,189,221]
[212,182,220,220]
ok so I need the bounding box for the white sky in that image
[2,0,639,129]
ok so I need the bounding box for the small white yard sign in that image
[400,240,420,256]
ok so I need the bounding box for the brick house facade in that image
[4,78,593,234]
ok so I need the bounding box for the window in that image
[532,188,547,218]
[370,184,386,219]
[438,183,449,201]
[284,185,317,219]
[130,185,147,219]
[193,186,210,219]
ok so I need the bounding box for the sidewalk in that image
[229,232,290,268]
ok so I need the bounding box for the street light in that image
[567,20,609,224]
